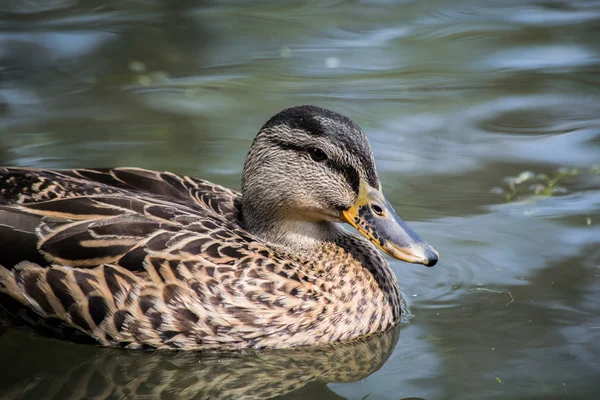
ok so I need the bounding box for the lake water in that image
[1,1,599,399]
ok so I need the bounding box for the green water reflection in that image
[1,1,599,399]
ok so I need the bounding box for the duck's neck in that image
[241,210,343,253]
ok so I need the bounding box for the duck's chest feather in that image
[177,236,402,349]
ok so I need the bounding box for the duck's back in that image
[0,167,242,269]
[0,167,239,215]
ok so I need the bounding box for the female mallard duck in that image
[0,105,437,350]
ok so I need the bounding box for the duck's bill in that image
[341,183,439,267]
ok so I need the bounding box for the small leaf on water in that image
[515,171,534,184]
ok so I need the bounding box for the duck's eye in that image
[371,203,384,216]
[308,147,328,162]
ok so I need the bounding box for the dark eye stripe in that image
[272,139,360,195]
[271,139,304,153]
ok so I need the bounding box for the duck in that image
[0,105,438,350]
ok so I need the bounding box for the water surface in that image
[1,1,599,399]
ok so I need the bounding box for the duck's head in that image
[241,105,438,267]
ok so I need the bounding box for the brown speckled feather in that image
[0,167,400,350]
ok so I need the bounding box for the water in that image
[1,0,599,399]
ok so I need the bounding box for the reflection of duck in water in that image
[0,106,437,350]
[0,327,399,400]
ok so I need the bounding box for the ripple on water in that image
[472,95,600,136]
[450,94,600,166]
[508,3,600,26]
[481,45,599,71]
[0,0,75,14]
[419,0,600,27]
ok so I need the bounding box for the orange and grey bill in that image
[341,182,439,266]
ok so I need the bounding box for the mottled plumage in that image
[0,106,437,350]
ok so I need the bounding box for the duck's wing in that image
[0,167,240,219]
[0,194,252,271]
[0,167,250,272]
